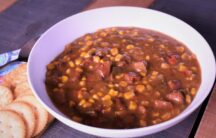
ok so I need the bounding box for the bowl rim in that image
[27,6,216,137]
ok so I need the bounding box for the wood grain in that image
[0,0,16,12]
[84,0,154,10]
[195,84,216,138]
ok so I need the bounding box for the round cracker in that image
[4,63,28,88]
[16,95,48,136]
[14,82,32,98]
[0,85,14,109]
[0,110,26,138]
[6,102,36,138]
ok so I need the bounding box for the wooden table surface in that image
[0,0,215,138]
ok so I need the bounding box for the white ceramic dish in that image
[28,7,216,137]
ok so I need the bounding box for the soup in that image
[45,27,201,128]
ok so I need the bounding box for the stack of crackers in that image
[0,63,54,138]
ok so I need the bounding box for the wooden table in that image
[0,0,215,137]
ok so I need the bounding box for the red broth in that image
[45,27,201,128]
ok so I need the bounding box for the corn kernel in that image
[111,27,117,31]
[152,119,161,125]
[66,69,71,74]
[191,66,197,71]
[103,100,113,107]
[78,41,84,45]
[177,46,185,53]
[148,37,155,42]
[146,85,152,91]
[89,98,95,103]
[83,102,92,108]
[109,89,118,97]
[92,94,99,100]
[75,67,83,72]
[75,59,82,66]
[126,44,135,50]
[81,87,87,91]
[72,116,82,122]
[132,31,138,36]
[145,43,150,47]
[124,91,135,100]
[81,77,86,81]
[100,32,107,37]
[159,44,165,49]
[61,76,68,83]
[152,112,160,117]
[110,48,119,56]
[115,54,123,62]
[118,31,124,35]
[89,65,93,69]
[161,113,171,120]
[79,81,86,86]
[136,85,145,93]
[80,52,86,57]
[101,42,109,47]
[96,38,102,42]
[102,95,111,101]
[108,84,114,88]
[119,81,127,87]
[93,56,100,63]
[114,84,119,88]
[47,64,55,70]
[161,63,170,69]
[79,99,86,106]
[77,92,83,99]
[102,107,111,113]
[122,39,127,43]
[97,92,103,97]
[86,41,93,46]
[155,91,161,97]
[142,80,148,84]
[181,53,189,60]
[68,61,75,68]
[140,72,147,77]
[128,101,137,110]
[100,59,104,63]
[145,55,150,60]
[110,57,114,61]
[186,94,191,104]
[179,64,187,72]
[115,74,124,79]
[85,35,91,41]
[152,71,159,76]
[118,93,123,98]
[191,88,196,96]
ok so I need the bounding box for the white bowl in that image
[28,7,216,137]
